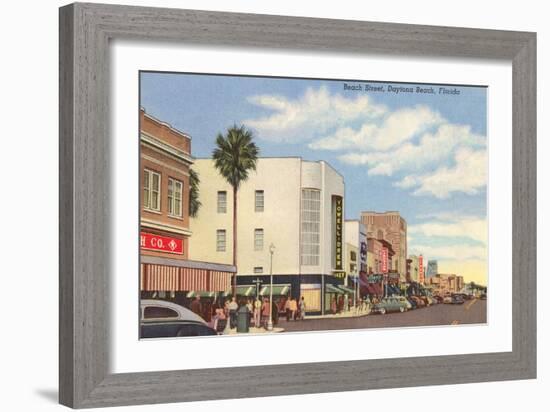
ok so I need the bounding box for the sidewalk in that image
[282,308,372,321]
[221,326,285,335]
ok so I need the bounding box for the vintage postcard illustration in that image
[138,72,487,338]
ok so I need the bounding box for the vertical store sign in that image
[334,196,343,270]
[380,247,388,273]
[419,254,424,284]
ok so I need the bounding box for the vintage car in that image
[140,299,218,338]
[372,297,409,314]
[451,294,465,304]
[406,297,418,309]
[409,295,426,308]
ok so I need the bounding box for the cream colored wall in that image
[189,158,302,276]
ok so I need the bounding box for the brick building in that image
[361,211,408,281]
[139,109,235,317]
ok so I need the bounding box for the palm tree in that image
[212,125,259,295]
[189,168,201,218]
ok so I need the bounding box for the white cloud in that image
[339,123,485,176]
[395,147,487,198]
[409,243,487,261]
[243,86,487,199]
[244,86,386,142]
[310,105,443,152]
[409,215,487,244]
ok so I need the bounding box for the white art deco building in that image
[189,157,347,314]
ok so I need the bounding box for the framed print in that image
[59,2,536,408]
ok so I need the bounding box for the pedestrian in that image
[228,296,238,329]
[190,296,202,316]
[299,296,306,320]
[253,296,262,328]
[246,298,253,324]
[271,300,279,326]
[330,298,337,314]
[284,297,291,321]
[289,297,297,320]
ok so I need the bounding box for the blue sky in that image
[140,72,488,284]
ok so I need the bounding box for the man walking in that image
[228,296,238,329]
[299,296,306,320]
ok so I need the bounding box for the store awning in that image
[140,263,232,292]
[236,286,256,296]
[259,285,290,296]
[338,285,355,295]
[326,284,345,294]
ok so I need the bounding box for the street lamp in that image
[267,243,275,331]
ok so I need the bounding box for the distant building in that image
[345,220,367,289]
[426,260,438,278]
[360,211,407,282]
[427,273,462,295]
[407,255,420,283]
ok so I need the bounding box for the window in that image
[350,251,357,262]
[143,306,178,319]
[253,267,263,274]
[168,178,183,217]
[300,189,321,266]
[216,230,226,252]
[217,191,227,213]
[143,169,161,211]
[254,229,264,251]
[255,190,264,212]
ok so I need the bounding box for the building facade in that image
[360,211,408,281]
[407,255,420,283]
[139,109,234,321]
[427,273,464,295]
[189,157,346,315]
[344,220,367,303]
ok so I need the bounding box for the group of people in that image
[188,295,307,333]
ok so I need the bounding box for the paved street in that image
[280,299,486,332]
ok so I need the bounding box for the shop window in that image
[143,169,161,211]
[168,178,183,217]
[255,190,264,212]
[216,229,226,252]
[217,191,227,213]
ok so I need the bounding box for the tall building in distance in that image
[426,260,438,279]
[407,255,420,283]
[361,211,407,281]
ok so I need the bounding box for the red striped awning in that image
[209,271,232,292]
[140,264,232,292]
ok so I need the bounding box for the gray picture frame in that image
[59,2,536,408]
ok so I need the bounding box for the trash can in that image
[236,305,250,333]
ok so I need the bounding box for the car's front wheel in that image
[379,308,386,315]
[399,306,405,313]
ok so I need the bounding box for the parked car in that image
[443,295,453,304]
[140,299,217,338]
[406,297,418,309]
[480,293,487,300]
[410,296,426,308]
[432,295,444,304]
[372,297,409,314]
[398,296,412,310]
[451,294,465,304]
[419,296,431,306]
